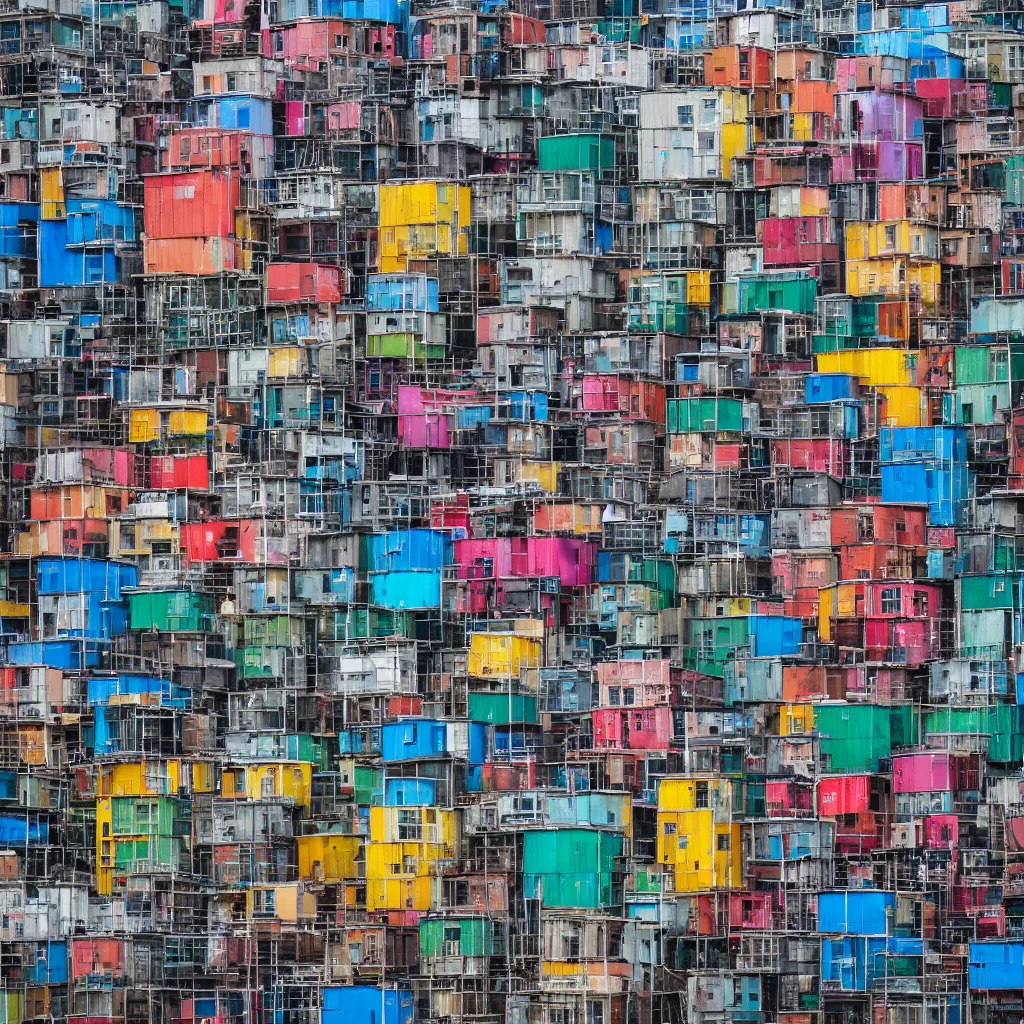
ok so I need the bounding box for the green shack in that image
[468,692,538,725]
[354,765,384,806]
[129,591,215,632]
[959,573,1021,658]
[667,398,745,434]
[522,828,623,910]
[419,916,495,959]
[110,795,191,874]
[924,705,1024,764]
[685,615,751,678]
[813,296,891,353]
[737,272,817,316]
[815,704,915,772]
[537,134,615,173]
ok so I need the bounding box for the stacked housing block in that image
[3,1,1024,1024]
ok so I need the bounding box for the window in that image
[717,833,731,851]
[608,687,620,705]
[677,104,693,126]
[880,587,901,614]
[884,224,897,249]
[663,820,676,835]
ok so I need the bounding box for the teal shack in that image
[522,828,623,910]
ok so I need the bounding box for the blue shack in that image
[385,777,437,805]
[366,528,453,610]
[969,942,1024,990]
[39,200,133,287]
[0,812,49,844]
[822,936,923,991]
[23,940,68,984]
[748,616,803,657]
[37,558,137,640]
[805,374,857,404]
[879,426,972,526]
[322,987,414,1024]
[0,202,38,259]
[381,719,487,764]
[37,557,138,598]
[8,639,102,670]
[87,674,189,707]
[818,890,895,935]
[366,274,438,312]
[382,719,448,761]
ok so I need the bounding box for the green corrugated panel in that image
[114,836,182,871]
[955,346,1000,385]
[354,766,383,806]
[631,557,675,593]
[738,275,817,316]
[244,614,304,646]
[667,398,743,434]
[924,706,1023,763]
[685,616,751,678]
[111,796,182,837]
[129,591,214,632]
[468,692,538,725]
[522,828,623,909]
[537,134,615,172]
[960,573,1019,611]
[366,334,446,360]
[1006,155,1024,204]
[419,918,494,957]
[815,704,892,772]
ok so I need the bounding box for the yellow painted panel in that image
[296,834,363,881]
[366,875,434,911]
[818,585,835,642]
[168,409,208,436]
[816,348,913,387]
[192,761,214,793]
[521,461,561,493]
[99,763,145,796]
[368,806,460,847]
[244,762,312,808]
[378,182,471,270]
[656,808,742,891]
[721,123,747,182]
[688,270,711,305]
[878,385,923,427]
[365,840,449,878]
[96,797,113,895]
[543,962,584,976]
[41,167,65,220]
[467,633,541,679]
[845,258,941,305]
[129,409,161,443]
[658,777,732,812]
[268,347,305,378]
[780,703,814,736]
